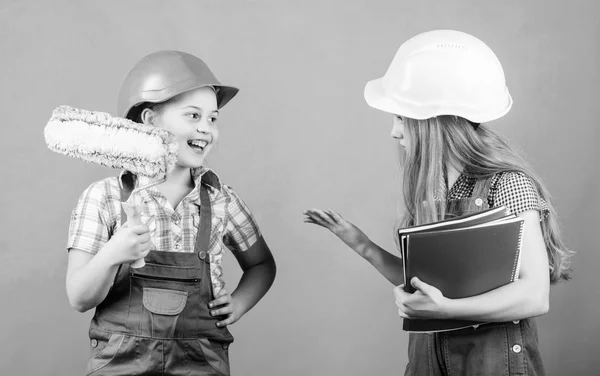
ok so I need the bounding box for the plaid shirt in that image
[67,167,261,295]
[448,171,550,218]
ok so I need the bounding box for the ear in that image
[139,107,157,126]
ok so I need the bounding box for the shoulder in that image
[492,171,536,195]
[219,184,259,225]
[198,168,256,218]
[196,169,241,202]
[78,176,121,204]
[214,181,245,202]
[219,184,255,215]
[68,177,121,252]
[220,184,237,197]
[490,171,548,217]
[73,177,122,225]
[219,184,262,250]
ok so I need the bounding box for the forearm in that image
[231,256,276,316]
[356,240,404,286]
[445,278,549,322]
[66,249,120,313]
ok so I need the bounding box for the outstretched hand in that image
[393,277,451,319]
[303,208,371,254]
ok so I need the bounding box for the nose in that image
[196,119,213,134]
[197,128,213,142]
[391,120,404,140]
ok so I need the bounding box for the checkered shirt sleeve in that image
[67,179,118,254]
[221,185,261,253]
[494,172,549,218]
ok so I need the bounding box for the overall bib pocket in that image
[128,271,200,338]
[142,287,189,338]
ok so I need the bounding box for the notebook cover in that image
[399,206,514,285]
[402,218,524,332]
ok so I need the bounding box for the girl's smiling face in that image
[391,115,408,149]
[142,86,219,169]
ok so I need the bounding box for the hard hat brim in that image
[364,77,513,124]
[132,81,239,110]
[121,80,239,119]
[364,78,424,119]
[214,84,239,109]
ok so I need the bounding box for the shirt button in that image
[512,344,522,353]
[174,243,181,250]
[475,198,483,206]
[198,251,207,260]
[91,339,98,348]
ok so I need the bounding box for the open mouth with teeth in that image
[187,139,209,151]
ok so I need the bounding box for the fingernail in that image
[208,303,213,308]
[216,323,221,327]
[210,311,215,316]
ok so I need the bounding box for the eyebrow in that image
[182,105,219,114]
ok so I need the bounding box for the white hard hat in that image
[364,30,513,123]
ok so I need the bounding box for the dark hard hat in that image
[117,50,239,119]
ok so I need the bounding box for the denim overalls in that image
[404,174,546,376]
[85,173,233,375]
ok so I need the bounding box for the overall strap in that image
[473,170,518,207]
[471,174,496,205]
[119,171,213,255]
[194,183,213,255]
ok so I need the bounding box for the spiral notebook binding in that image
[512,219,525,281]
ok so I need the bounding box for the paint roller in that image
[44,105,179,267]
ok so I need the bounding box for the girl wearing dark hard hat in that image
[66,50,276,375]
[305,30,572,375]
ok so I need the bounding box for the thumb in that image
[410,277,433,295]
[121,202,142,225]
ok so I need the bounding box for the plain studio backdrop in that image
[1,1,598,375]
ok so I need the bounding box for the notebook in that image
[398,207,524,332]
[399,206,514,283]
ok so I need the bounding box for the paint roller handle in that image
[121,202,148,268]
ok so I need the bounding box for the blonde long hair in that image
[399,115,572,284]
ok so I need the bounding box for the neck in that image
[161,166,194,190]
[445,162,462,192]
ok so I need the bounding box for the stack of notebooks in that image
[399,206,524,333]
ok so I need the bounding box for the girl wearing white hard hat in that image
[304,30,572,375]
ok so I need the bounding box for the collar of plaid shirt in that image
[126,167,223,204]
